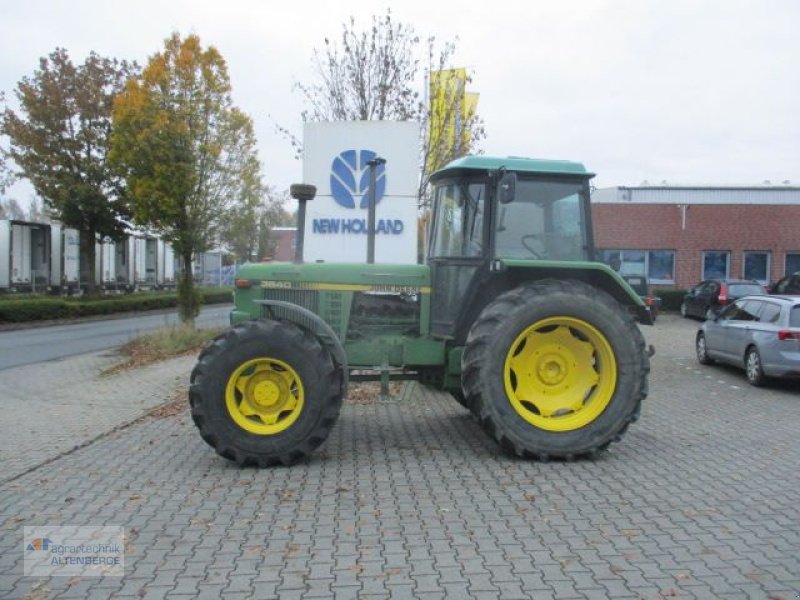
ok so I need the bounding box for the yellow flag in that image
[428,68,477,173]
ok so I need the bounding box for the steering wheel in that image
[521,234,543,259]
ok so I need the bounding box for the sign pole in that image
[366,157,386,264]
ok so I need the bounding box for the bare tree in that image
[281,10,485,207]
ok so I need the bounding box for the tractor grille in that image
[260,286,348,340]
[261,288,320,332]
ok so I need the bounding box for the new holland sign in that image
[302,121,420,264]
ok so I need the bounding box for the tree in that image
[220,183,294,263]
[256,190,294,261]
[27,196,53,223]
[111,33,261,323]
[217,118,265,263]
[0,92,16,195]
[288,10,485,207]
[1,49,136,293]
[0,158,13,197]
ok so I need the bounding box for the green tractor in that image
[190,156,653,466]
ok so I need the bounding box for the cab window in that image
[494,179,588,261]
[430,183,485,258]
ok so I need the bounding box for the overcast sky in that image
[2,0,799,208]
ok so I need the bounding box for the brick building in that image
[591,186,800,290]
[267,227,297,262]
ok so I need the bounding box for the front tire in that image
[696,332,714,365]
[462,280,649,459]
[189,319,343,466]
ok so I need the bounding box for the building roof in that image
[592,185,800,205]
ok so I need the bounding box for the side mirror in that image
[498,172,517,204]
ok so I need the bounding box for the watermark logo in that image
[27,538,53,552]
[24,526,124,577]
[330,149,387,209]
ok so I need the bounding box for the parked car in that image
[770,272,800,295]
[622,274,661,322]
[680,279,765,320]
[695,295,800,386]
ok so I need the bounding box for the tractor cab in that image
[427,156,618,340]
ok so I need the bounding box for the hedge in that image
[0,288,233,324]
[652,288,688,311]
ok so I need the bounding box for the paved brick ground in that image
[1,315,799,599]
[0,352,196,483]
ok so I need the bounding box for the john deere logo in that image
[27,538,53,552]
[330,149,386,209]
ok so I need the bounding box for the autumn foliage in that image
[111,33,260,323]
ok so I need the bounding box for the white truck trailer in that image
[0,220,53,293]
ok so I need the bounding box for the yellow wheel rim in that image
[225,357,304,435]
[503,317,617,432]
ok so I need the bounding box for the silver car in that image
[695,295,800,386]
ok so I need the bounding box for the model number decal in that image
[261,280,293,289]
[260,280,430,294]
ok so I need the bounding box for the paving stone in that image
[0,317,799,599]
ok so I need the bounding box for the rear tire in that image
[189,319,343,466]
[461,280,649,459]
[451,390,470,411]
[745,346,766,387]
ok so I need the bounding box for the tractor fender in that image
[254,299,349,394]
[499,262,654,325]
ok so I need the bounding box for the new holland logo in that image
[330,149,387,209]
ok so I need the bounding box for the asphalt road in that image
[0,304,232,370]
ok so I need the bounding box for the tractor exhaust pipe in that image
[366,157,386,264]
[289,183,317,264]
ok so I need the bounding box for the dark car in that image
[770,272,800,295]
[696,295,800,385]
[680,279,765,320]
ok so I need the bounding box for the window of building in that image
[597,249,675,283]
[702,251,729,280]
[743,251,770,284]
[785,253,800,276]
[647,251,675,284]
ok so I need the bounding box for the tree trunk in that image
[81,230,98,296]
[178,250,199,326]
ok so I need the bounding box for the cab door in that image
[428,180,487,339]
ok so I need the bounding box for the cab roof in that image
[431,155,594,181]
